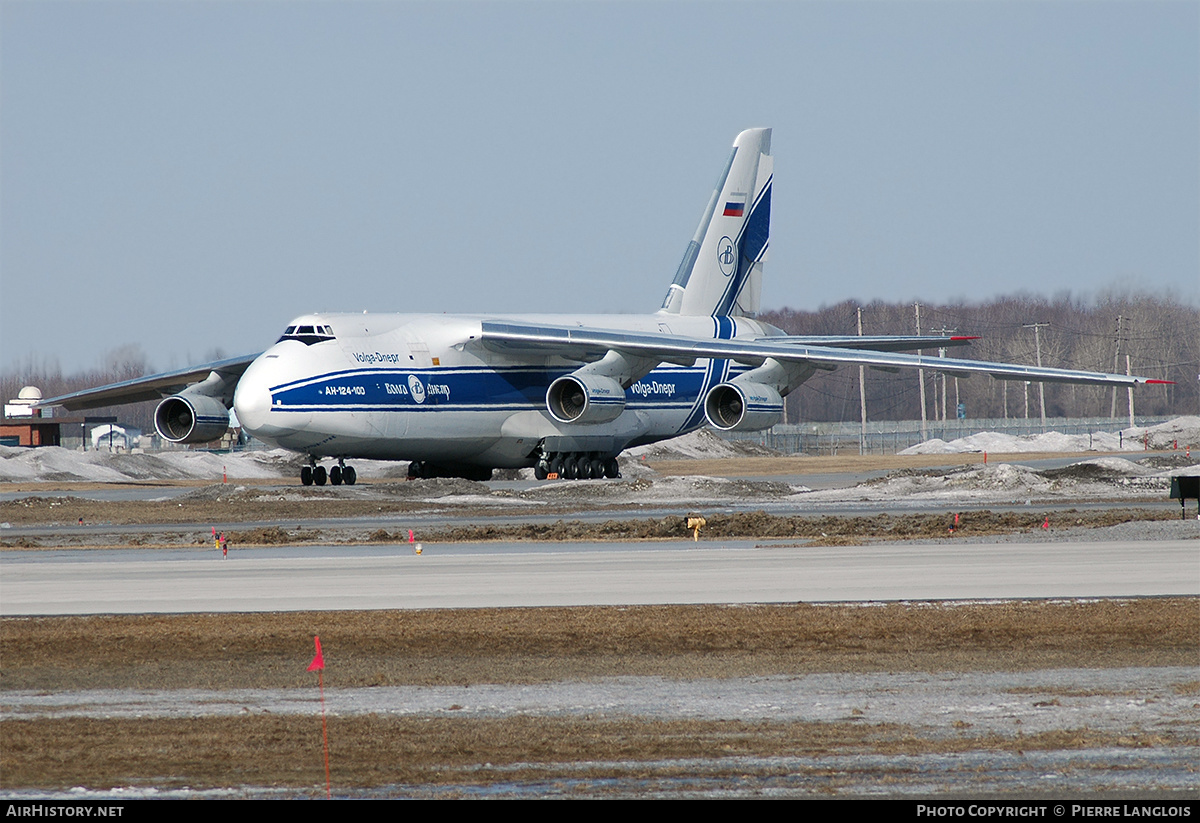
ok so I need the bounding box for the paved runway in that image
[2,538,1196,615]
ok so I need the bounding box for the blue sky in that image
[2,1,1197,374]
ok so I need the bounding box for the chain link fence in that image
[719,416,1176,456]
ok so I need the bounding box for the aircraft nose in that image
[232,357,274,435]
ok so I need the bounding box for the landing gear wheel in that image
[534,463,548,480]
[313,465,327,486]
[548,456,563,477]
[604,458,621,479]
[330,465,343,486]
[301,465,313,486]
[563,456,580,480]
[343,466,356,485]
[589,458,605,479]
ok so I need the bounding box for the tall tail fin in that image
[659,128,772,318]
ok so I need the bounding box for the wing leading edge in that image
[35,353,260,412]
[479,321,1165,388]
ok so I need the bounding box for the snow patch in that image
[900,417,1200,455]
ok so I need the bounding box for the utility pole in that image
[1024,322,1049,430]
[915,303,927,440]
[1110,315,1123,419]
[1126,355,1135,428]
[857,306,867,455]
[932,326,957,424]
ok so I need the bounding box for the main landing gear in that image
[300,458,357,486]
[534,452,620,481]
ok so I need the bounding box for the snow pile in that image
[0,445,441,484]
[1122,416,1200,450]
[852,463,1058,500]
[900,429,1128,455]
[899,417,1200,455]
[624,429,775,460]
[1039,456,1159,479]
[0,446,290,483]
[801,456,1173,504]
[0,446,132,483]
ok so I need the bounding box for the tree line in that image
[3,292,1196,433]
[761,291,1198,423]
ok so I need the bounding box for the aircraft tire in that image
[564,456,579,480]
[548,456,563,477]
[589,458,605,479]
[330,465,343,486]
[604,458,620,478]
[534,463,548,480]
[301,466,313,486]
[313,465,327,486]
[344,466,356,485]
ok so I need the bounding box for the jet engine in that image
[155,393,232,444]
[704,381,783,432]
[546,373,626,424]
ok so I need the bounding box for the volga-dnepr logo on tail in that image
[660,127,772,319]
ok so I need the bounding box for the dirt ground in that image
[0,505,1177,550]
[3,599,1196,793]
[3,452,1197,796]
[9,714,1191,796]
[647,451,1107,477]
[5,600,1196,691]
[0,451,1160,528]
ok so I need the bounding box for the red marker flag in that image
[307,635,325,672]
[307,634,332,798]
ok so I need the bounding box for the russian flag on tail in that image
[722,200,745,217]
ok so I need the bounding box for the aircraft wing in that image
[480,321,1165,387]
[35,353,261,412]
[768,335,977,352]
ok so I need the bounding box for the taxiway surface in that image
[3,537,1196,615]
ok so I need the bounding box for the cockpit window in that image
[277,323,336,345]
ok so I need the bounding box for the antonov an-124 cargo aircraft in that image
[39,129,1164,485]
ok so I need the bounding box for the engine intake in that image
[155,393,231,444]
[546,374,626,424]
[704,381,783,432]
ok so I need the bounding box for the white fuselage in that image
[232,312,777,468]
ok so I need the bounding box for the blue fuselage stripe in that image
[267,363,744,416]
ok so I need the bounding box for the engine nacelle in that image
[546,373,626,424]
[704,381,783,432]
[155,393,232,444]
